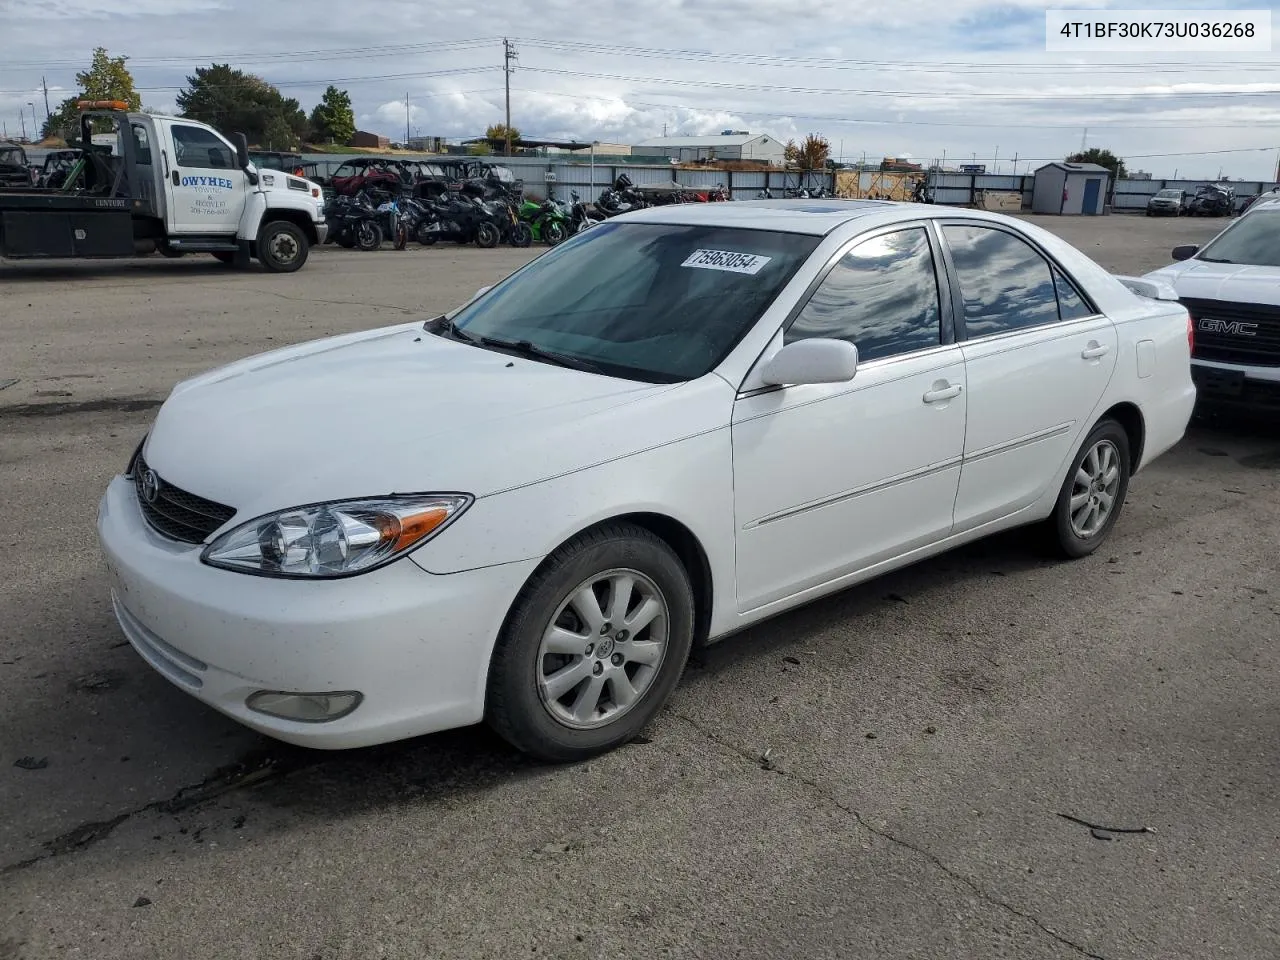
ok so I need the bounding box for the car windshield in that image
[1197,209,1280,267]
[1155,190,1180,198]
[0,147,22,165]
[444,221,820,382]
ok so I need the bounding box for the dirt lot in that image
[2,212,1278,960]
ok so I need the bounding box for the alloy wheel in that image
[1070,439,1122,539]
[536,568,669,730]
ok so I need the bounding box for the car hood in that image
[1144,261,1280,306]
[143,322,724,519]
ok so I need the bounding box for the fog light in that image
[246,690,362,723]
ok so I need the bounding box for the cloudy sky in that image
[2,0,1279,179]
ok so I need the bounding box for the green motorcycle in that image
[518,197,571,246]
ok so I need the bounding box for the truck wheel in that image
[257,221,309,272]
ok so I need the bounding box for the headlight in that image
[201,494,472,578]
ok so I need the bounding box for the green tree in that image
[467,141,493,156]
[308,85,355,144]
[176,64,307,149]
[785,133,831,172]
[42,47,141,140]
[484,123,520,150]
[1066,147,1127,180]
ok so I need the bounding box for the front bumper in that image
[97,475,538,748]
[1192,360,1280,410]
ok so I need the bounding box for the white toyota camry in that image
[98,200,1196,762]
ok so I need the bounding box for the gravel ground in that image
[2,211,1278,960]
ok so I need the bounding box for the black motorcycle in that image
[415,194,504,248]
[325,193,383,251]
[596,173,648,218]
[568,190,604,234]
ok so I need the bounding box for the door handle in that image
[171,170,180,186]
[1081,341,1110,360]
[923,383,962,404]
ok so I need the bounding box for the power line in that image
[519,65,1280,102]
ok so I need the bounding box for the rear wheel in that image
[257,221,309,273]
[1043,419,1131,558]
[475,221,500,249]
[486,524,695,762]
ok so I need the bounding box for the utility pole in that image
[405,92,410,146]
[42,77,51,120]
[1081,128,1088,152]
[662,122,667,137]
[503,38,518,157]
[29,103,37,139]
[19,111,27,141]
[993,145,999,174]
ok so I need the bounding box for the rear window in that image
[447,222,820,382]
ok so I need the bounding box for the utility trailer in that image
[0,102,327,272]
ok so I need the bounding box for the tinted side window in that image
[1053,266,1093,320]
[943,225,1058,336]
[172,125,234,170]
[786,227,941,362]
[131,124,152,165]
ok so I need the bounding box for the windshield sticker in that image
[681,249,773,275]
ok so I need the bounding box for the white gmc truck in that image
[0,101,326,272]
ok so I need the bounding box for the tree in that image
[41,47,141,140]
[176,64,307,149]
[467,141,494,156]
[485,123,520,148]
[785,133,831,172]
[1066,147,1127,180]
[308,85,355,144]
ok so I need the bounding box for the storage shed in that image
[634,133,785,166]
[1031,162,1111,215]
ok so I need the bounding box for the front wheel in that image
[544,220,568,245]
[257,221,309,273]
[509,222,533,248]
[1043,419,1131,559]
[354,219,383,251]
[486,524,695,762]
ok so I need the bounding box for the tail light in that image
[1187,312,1195,354]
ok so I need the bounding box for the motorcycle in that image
[568,190,604,234]
[518,197,572,245]
[595,173,648,218]
[325,193,384,251]
[415,194,504,248]
[483,195,533,247]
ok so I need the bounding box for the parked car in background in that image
[1146,188,1186,216]
[1186,183,1234,217]
[1144,196,1280,410]
[98,201,1195,763]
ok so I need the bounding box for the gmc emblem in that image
[1198,318,1258,336]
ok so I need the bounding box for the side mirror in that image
[760,338,859,387]
[233,132,250,170]
[1171,244,1198,261]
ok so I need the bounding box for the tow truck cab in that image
[0,103,327,272]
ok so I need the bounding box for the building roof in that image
[635,134,770,147]
[1035,161,1112,175]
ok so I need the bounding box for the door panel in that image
[955,318,1117,528]
[732,351,966,611]
[1082,178,1102,215]
[939,221,1119,531]
[162,123,247,236]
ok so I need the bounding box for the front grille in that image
[1184,297,1280,367]
[132,454,236,544]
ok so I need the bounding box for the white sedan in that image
[98,200,1196,762]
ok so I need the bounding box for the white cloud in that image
[1,0,1278,179]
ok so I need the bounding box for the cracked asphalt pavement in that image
[2,216,1279,959]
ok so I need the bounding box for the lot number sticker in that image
[681,248,772,275]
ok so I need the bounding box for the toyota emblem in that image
[140,469,160,504]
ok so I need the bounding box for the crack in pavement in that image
[1,750,310,876]
[670,711,1109,960]
[242,287,423,314]
[0,398,163,419]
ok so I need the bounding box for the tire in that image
[1043,419,1131,559]
[415,222,438,246]
[257,221,309,273]
[509,222,533,248]
[354,220,383,251]
[475,221,500,249]
[211,252,235,264]
[486,523,695,763]
[544,220,568,245]
[394,221,408,251]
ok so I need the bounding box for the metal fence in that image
[1111,178,1280,212]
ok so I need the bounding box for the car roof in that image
[615,199,908,235]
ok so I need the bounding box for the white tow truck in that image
[0,101,326,272]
